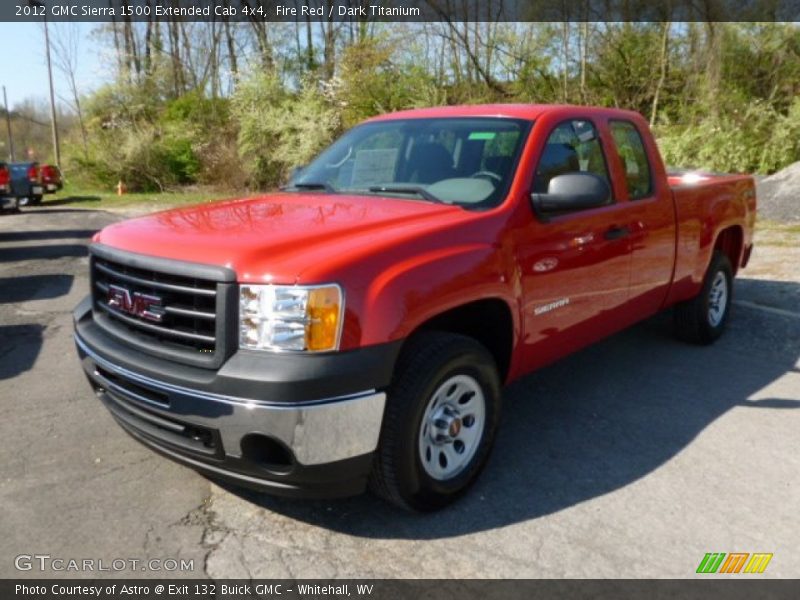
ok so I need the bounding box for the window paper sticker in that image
[350,148,399,186]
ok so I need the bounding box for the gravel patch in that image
[757,162,800,222]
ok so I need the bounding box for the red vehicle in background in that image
[0,162,17,212]
[73,104,756,510]
[41,164,63,194]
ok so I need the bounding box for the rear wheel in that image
[1,197,20,214]
[674,250,733,345]
[370,332,502,511]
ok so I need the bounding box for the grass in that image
[757,220,800,234]
[754,219,800,247]
[35,183,257,213]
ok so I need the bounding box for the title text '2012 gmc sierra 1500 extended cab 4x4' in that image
[74,105,756,510]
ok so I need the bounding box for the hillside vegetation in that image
[8,22,800,193]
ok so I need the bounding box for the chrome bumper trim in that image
[76,335,387,465]
[75,334,376,408]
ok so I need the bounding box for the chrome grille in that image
[89,246,235,368]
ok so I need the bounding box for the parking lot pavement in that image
[1,206,798,579]
[0,208,209,579]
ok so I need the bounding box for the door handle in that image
[604,226,630,241]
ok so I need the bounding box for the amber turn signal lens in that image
[306,286,341,351]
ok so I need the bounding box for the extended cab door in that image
[607,118,676,318]
[516,116,634,372]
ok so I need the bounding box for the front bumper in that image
[74,297,400,498]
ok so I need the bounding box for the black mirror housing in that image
[531,172,610,215]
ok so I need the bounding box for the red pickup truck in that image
[74,105,756,510]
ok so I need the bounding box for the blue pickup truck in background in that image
[10,162,44,206]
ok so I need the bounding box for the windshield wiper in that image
[367,185,444,204]
[282,182,337,193]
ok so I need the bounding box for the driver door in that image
[516,117,634,371]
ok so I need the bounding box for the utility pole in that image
[2,86,14,162]
[30,0,60,169]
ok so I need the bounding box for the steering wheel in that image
[470,170,502,183]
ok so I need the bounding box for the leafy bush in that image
[160,136,201,183]
[76,83,230,191]
[231,72,340,189]
[657,98,800,174]
[73,124,202,191]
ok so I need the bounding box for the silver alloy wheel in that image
[707,271,729,327]
[418,374,486,481]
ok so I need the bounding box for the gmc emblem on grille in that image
[107,284,165,323]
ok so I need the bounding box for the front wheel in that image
[369,332,502,511]
[674,250,733,345]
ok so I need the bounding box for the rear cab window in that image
[609,120,653,200]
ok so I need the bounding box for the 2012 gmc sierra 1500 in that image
[73,104,756,510]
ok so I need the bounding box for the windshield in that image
[289,117,530,209]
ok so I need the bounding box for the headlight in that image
[239,284,343,352]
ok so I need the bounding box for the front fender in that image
[358,242,519,347]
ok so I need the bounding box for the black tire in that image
[30,195,43,206]
[1,198,20,213]
[369,332,502,511]
[674,250,733,345]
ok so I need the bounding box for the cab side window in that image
[610,120,652,200]
[533,119,611,202]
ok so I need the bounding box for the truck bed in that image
[667,171,757,305]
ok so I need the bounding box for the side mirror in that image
[531,172,610,215]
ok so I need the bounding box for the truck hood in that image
[95,192,467,283]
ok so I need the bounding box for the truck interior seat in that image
[406,142,455,184]
[533,143,580,193]
[484,156,513,177]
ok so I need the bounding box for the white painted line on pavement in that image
[734,300,800,320]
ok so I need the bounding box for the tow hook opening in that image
[240,434,294,473]
[186,426,215,449]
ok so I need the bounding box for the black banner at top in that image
[4,0,800,22]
